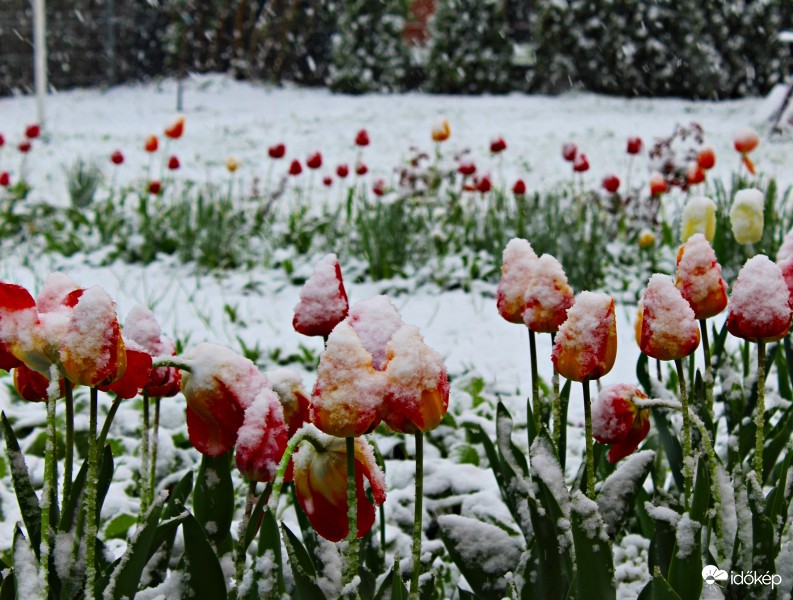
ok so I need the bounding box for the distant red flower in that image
[164,117,185,140]
[289,159,302,176]
[458,161,476,177]
[268,143,286,159]
[355,129,370,147]
[307,152,322,170]
[373,179,386,196]
[562,142,577,162]
[0,172,9,187]
[602,174,620,193]
[323,176,333,187]
[626,136,643,155]
[476,175,492,194]
[573,153,589,173]
[355,161,368,176]
[490,137,507,154]
[18,141,31,154]
[686,163,705,185]
[649,171,667,196]
[512,179,526,195]
[110,150,124,165]
[25,125,41,140]
[148,181,162,195]
[592,384,650,463]
[293,254,349,338]
[697,146,716,170]
[167,155,180,171]
[336,164,349,178]
[144,135,159,153]
[0,133,4,147]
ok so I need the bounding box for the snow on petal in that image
[639,274,699,361]
[497,238,537,323]
[675,234,728,320]
[348,295,403,371]
[522,253,574,333]
[730,188,764,245]
[727,255,792,342]
[292,253,349,338]
[235,389,289,482]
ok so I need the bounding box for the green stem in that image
[699,319,713,418]
[141,391,150,517]
[675,359,692,509]
[97,395,122,450]
[149,396,160,509]
[410,432,424,599]
[236,480,257,586]
[41,374,59,599]
[529,329,540,432]
[269,428,324,514]
[151,358,192,371]
[63,379,74,504]
[582,380,595,499]
[755,341,766,482]
[551,332,561,452]
[344,436,359,585]
[85,387,99,600]
[689,412,725,559]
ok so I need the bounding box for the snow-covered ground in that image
[0,76,788,597]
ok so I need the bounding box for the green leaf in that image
[597,450,655,538]
[747,476,776,589]
[243,484,270,552]
[496,402,532,538]
[104,497,166,600]
[767,450,793,543]
[650,408,684,493]
[104,513,137,540]
[637,568,682,600]
[96,444,114,526]
[457,588,476,600]
[2,412,41,556]
[438,514,521,598]
[193,452,234,548]
[12,526,42,595]
[666,461,706,600]
[181,512,228,599]
[373,558,408,600]
[0,571,15,600]
[558,379,572,471]
[648,514,676,579]
[281,522,326,599]
[243,508,284,599]
[570,491,616,600]
[763,404,793,482]
[290,483,322,574]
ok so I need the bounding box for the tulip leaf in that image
[650,408,684,493]
[570,491,616,600]
[1,412,41,557]
[96,444,114,525]
[457,588,476,600]
[281,522,326,599]
[597,450,655,538]
[438,514,522,598]
[290,483,322,571]
[373,558,408,600]
[180,512,228,599]
[746,475,777,586]
[495,403,533,539]
[763,403,793,483]
[243,508,284,599]
[193,451,234,549]
[0,570,15,600]
[558,379,572,471]
[767,449,793,542]
[667,461,706,600]
[637,568,682,600]
[104,494,166,600]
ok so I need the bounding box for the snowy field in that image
[1,75,791,597]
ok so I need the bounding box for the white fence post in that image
[33,0,47,126]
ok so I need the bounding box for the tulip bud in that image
[626,137,642,155]
[573,153,589,173]
[675,234,728,320]
[167,155,180,171]
[0,172,9,187]
[431,119,451,142]
[373,179,386,196]
[727,255,792,342]
[148,181,162,195]
[649,171,667,197]
[476,174,492,193]
[293,253,349,338]
[552,291,617,382]
[336,164,349,178]
[268,143,286,159]
[323,176,333,187]
[25,124,41,139]
[680,196,716,242]
[164,117,185,140]
[490,137,507,154]
[226,157,240,173]
[18,140,31,153]
[497,238,538,324]
[355,161,368,176]
[730,188,764,245]
[686,163,705,186]
[562,142,577,162]
[512,179,526,195]
[110,150,124,165]
[522,254,574,334]
[638,274,699,361]
[144,135,158,153]
[734,128,759,154]
[458,162,476,177]
[592,384,650,463]
[697,146,716,170]
[307,152,322,170]
[602,174,620,193]
[235,390,289,482]
[355,129,370,147]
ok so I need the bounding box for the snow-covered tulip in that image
[675,234,728,320]
[293,434,386,542]
[490,136,507,154]
[592,384,650,463]
[144,135,159,153]
[110,150,124,166]
[381,325,449,433]
[522,254,574,334]
[355,161,368,176]
[552,291,617,382]
[235,389,289,482]
[649,171,667,196]
[373,179,386,196]
[458,161,476,177]
[124,305,181,397]
[734,128,759,155]
[336,164,349,178]
[307,152,322,170]
[0,283,37,371]
[686,163,705,186]
[25,124,41,139]
[512,179,526,196]
[355,129,370,147]
[431,119,451,142]
[697,146,716,170]
[18,140,31,153]
[292,253,349,338]
[602,174,620,193]
[268,143,286,159]
[164,117,185,140]
[626,136,643,155]
[167,155,180,171]
[180,343,271,456]
[476,175,492,194]
[562,142,577,162]
[13,364,64,403]
[496,238,538,323]
[730,188,764,245]
[266,367,310,436]
[777,228,793,264]
[226,157,240,173]
[680,196,716,242]
[727,255,792,342]
[573,153,589,173]
[637,275,700,361]
[99,341,153,399]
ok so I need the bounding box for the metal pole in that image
[33,0,47,125]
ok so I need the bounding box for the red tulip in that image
[99,342,153,399]
[25,124,41,140]
[235,390,289,482]
[123,304,181,397]
[13,364,65,403]
[592,384,650,463]
[355,129,370,147]
[734,128,759,155]
[562,142,577,162]
[144,135,159,153]
[490,137,507,154]
[336,164,349,178]
[476,175,492,194]
[307,152,322,170]
[18,141,31,154]
[268,143,286,159]
[148,181,162,195]
[697,146,716,170]
[675,234,728,320]
[497,238,538,324]
[602,174,620,193]
[522,254,574,334]
[458,162,476,177]
[167,155,180,171]
[637,275,700,361]
[573,153,589,173]
[355,161,368,176]
[294,435,386,542]
[727,255,792,342]
[266,367,311,436]
[626,136,643,155]
[0,172,9,187]
[373,179,386,196]
[512,179,526,195]
[649,171,667,196]
[164,117,185,140]
[293,253,349,338]
[686,163,705,185]
[110,150,124,165]
[289,159,302,176]
[0,133,4,147]
[323,176,333,187]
